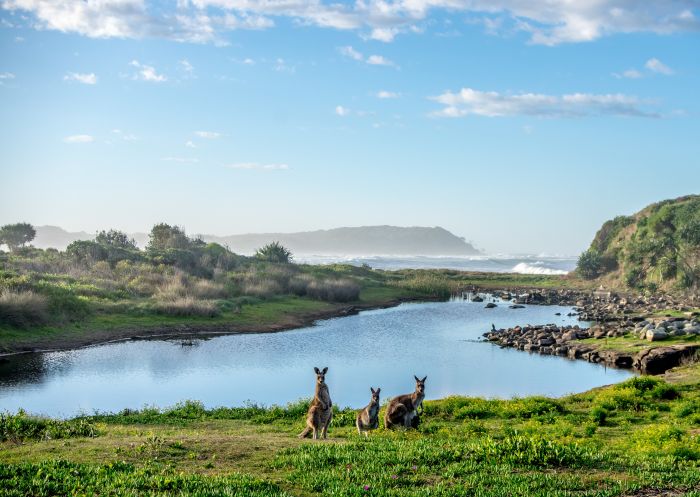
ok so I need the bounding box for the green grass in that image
[1,376,699,496]
[579,332,700,354]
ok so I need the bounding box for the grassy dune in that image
[1,375,699,496]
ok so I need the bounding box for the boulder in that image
[634,345,700,374]
[646,329,669,341]
[485,303,497,309]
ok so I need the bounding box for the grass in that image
[579,332,700,354]
[1,376,699,496]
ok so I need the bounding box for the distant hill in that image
[30,225,480,256]
[577,195,700,290]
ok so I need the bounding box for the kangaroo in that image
[298,367,333,439]
[356,387,381,437]
[384,375,426,429]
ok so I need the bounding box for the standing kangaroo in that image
[298,367,333,439]
[356,387,380,436]
[384,375,426,429]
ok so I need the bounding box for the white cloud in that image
[366,55,395,67]
[335,105,350,116]
[194,130,221,139]
[338,46,397,68]
[179,59,194,73]
[64,72,97,84]
[376,90,400,98]
[0,72,15,85]
[243,57,255,64]
[645,57,674,75]
[430,87,659,118]
[227,162,289,170]
[338,45,363,61]
[614,69,643,79]
[161,156,200,163]
[63,134,94,143]
[185,140,197,148]
[129,60,166,82]
[4,0,699,45]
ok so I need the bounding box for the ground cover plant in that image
[1,375,698,496]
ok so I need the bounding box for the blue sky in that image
[1,1,699,254]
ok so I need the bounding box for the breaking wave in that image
[511,262,569,275]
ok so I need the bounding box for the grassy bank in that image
[1,375,699,496]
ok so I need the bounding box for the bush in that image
[0,411,96,442]
[255,242,292,263]
[152,297,220,317]
[0,290,49,327]
[305,278,360,302]
[577,249,603,279]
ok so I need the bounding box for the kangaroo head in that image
[314,367,328,385]
[413,375,427,395]
[370,387,381,404]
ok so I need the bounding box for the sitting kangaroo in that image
[298,367,333,439]
[384,375,427,429]
[356,387,380,437]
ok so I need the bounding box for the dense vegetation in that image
[577,195,700,292]
[1,376,698,496]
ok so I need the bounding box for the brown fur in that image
[298,367,333,439]
[356,387,380,436]
[384,375,426,429]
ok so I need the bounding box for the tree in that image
[577,249,602,280]
[66,240,108,262]
[0,223,36,252]
[255,241,292,263]
[95,229,138,250]
[147,223,190,251]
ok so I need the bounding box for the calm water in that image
[0,299,633,418]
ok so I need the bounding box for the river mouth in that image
[0,299,634,418]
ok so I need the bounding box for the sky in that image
[1,1,699,255]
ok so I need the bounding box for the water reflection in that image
[0,300,634,418]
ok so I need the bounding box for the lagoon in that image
[0,299,633,418]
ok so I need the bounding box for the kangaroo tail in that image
[298,427,312,439]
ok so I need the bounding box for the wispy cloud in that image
[227,162,289,170]
[185,140,197,148]
[376,90,400,99]
[645,58,674,75]
[129,60,166,82]
[335,105,350,117]
[338,46,397,68]
[63,134,94,143]
[194,130,221,139]
[4,0,698,45]
[614,57,674,79]
[179,59,194,75]
[430,88,660,118]
[64,72,97,84]
[0,72,16,86]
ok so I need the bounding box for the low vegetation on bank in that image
[1,376,698,496]
[0,222,571,353]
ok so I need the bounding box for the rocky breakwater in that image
[483,317,700,374]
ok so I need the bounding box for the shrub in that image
[590,406,608,426]
[255,242,292,263]
[577,249,603,279]
[0,290,49,327]
[152,297,220,317]
[305,278,360,302]
[0,411,96,442]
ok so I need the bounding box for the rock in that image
[634,345,700,374]
[472,295,484,302]
[509,304,525,309]
[646,329,669,341]
[485,303,497,309]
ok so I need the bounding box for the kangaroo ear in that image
[322,367,328,374]
[314,367,320,374]
[422,376,427,382]
[414,375,420,382]
[370,387,375,394]
[376,388,381,394]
